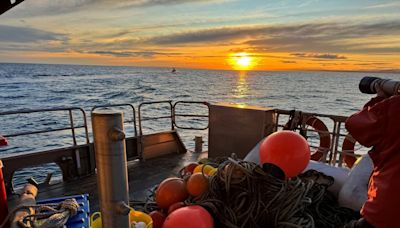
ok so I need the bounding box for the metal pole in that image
[92,110,130,228]
[69,110,81,175]
[194,136,203,153]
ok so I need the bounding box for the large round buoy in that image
[155,178,188,209]
[163,205,213,228]
[305,117,331,161]
[259,131,310,178]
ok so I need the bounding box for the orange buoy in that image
[163,205,213,228]
[155,178,188,209]
[186,173,208,197]
[259,131,310,178]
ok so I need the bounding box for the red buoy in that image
[259,131,310,178]
[0,136,8,146]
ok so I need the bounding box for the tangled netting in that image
[192,159,359,228]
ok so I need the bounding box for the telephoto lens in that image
[359,76,400,96]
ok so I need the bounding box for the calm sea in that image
[1,63,399,185]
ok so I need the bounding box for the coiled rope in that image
[0,198,79,228]
[193,159,359,228]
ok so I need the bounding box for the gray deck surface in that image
[8,151,207,212]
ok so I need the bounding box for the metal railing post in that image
[194,136,203,153]
[92,110,130,228]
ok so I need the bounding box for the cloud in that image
[145,20,400,54]
[4,0,217,17]
[281,60,297,64]
[118,0,214,7]
[79,50,181,58]
[366,2,400,9]
[291,53,347,59]
[0,25,67,43]
[148,26,263,45]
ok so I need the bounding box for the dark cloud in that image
[4,0,216,17]
[119,0,213,7]
[148,26,264,45]
[281,60,297,64]
[0,25,67,43]
[146,21,400,54]
[291,53,347,60]
[80,50,181,58]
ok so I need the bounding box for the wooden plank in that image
[142,132,175,146]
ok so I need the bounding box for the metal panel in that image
[142,130,186,160]
[208,103,276,159]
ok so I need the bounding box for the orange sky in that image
[1,0,399,72]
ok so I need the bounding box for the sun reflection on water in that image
[233,71,249,98]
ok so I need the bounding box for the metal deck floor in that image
[8,151,207,212]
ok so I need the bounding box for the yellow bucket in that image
[91,209,153,228]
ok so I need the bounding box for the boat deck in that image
[8,151,207,212]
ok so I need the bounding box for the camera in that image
[359,76,400,96]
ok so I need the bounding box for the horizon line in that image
[1,61,399,75]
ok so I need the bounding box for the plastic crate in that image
[37,194,90,228]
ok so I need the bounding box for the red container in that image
[0,160,8,225]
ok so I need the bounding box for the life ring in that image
[342,134,357,168]
[305,117,331,161]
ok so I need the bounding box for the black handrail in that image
[0,107,89,146]
[173,101,210,130]
[91,103,137,137]
[274,109,359,167]
[138,100,174,135]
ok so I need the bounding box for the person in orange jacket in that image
[345,84,400,228]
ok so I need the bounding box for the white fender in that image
[338,154,373,211]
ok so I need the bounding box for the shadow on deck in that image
[8,151,207,212]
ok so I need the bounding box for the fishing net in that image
[131,158,359,228]
[193,159,359,228]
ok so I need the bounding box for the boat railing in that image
[173,101,210,130]
[0,101,210,193]
[92,103,138,137]
[0,107,90,147]
[275,109,361,167]
[138,100,175,135]
[0,107,94,193]
[0,101,361,193]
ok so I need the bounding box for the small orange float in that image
[186,173,209,197]
[155,178,188,209]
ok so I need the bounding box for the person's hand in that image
[374,83,391,98]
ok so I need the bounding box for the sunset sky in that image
[1,0,399,71]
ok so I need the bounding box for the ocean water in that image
[1,63,399,186]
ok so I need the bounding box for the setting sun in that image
[229,53,256,70]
